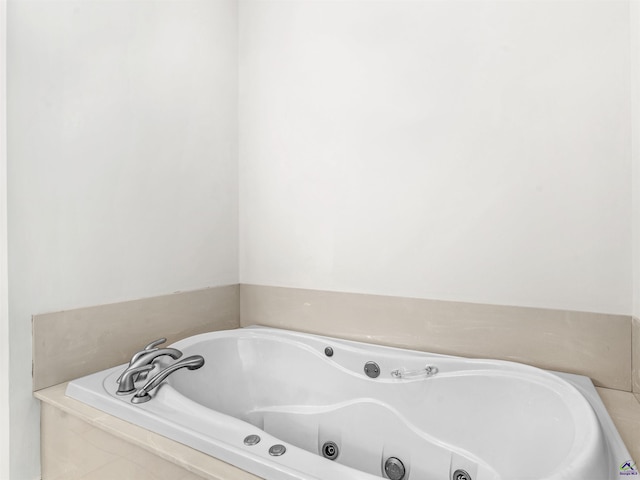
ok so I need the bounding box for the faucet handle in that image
[130,338,167,363]
[143,338,167,350]
[128,347,158,367]
[117,338,167,384]
[129,338,167,363]
[117,349,156,384]
[116,365,154,395]
[135,338,168,381]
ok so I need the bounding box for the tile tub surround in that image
[33,285,640,476]
[241,285,632,391]
[36,383,262,480]
[32,284,636,393]
[32,285,240,391]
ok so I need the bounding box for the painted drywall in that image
[5,0,638,477]
[7,1,238,478]
[0,2,9,478]
[632,1,640,393]
[633,0,640,319]
[239,0,633,315]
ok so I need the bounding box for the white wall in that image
[5,0,638,477]
[7,1,238,478]
[632,0,640,319]
[239,0,633,315]
[0,1,10,478]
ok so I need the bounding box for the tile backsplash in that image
[32,285,240,391]
[241,284,633,391]
[33,283,636,394]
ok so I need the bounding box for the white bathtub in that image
[66,327,634,480]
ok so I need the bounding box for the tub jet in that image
[364,361,380,378]
[321,441,339,460]
[268,444,286,456]
[243,434,260,446]
[453,469,471,480]
[384,457,405,480]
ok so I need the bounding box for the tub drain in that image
[453,469,471,480]
[322,441,339,460]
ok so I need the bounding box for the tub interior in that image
[165,333,599,479]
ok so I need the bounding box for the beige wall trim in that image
[33,283,633,393]
[241,284,632,391]
[33,285,240,391]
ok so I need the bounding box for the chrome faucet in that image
[116,347,183,395]
[131,355,205,404]
[117,338,167,384]
[116,365,154,395]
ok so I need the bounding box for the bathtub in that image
[66,327,634,480]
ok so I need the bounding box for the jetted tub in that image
[66,327,635,480]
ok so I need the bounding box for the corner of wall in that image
[0,1,9,478]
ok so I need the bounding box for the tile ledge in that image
[35,383,262,480]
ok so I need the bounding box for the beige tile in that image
[597,387,640,462]
[41,403,119,480]
[78,458,158,480]
[37,384,263,480]
[633,317,640,394]
[126,453,211,480]
[97,418,262,480]
[78,453,208,480]
[241,284,632,390]
[33,285,240,391]
[178,472,211,480]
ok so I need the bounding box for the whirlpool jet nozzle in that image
[321,441,339,460]
[384,457,406,480]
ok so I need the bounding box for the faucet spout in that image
[131,355,205,404]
